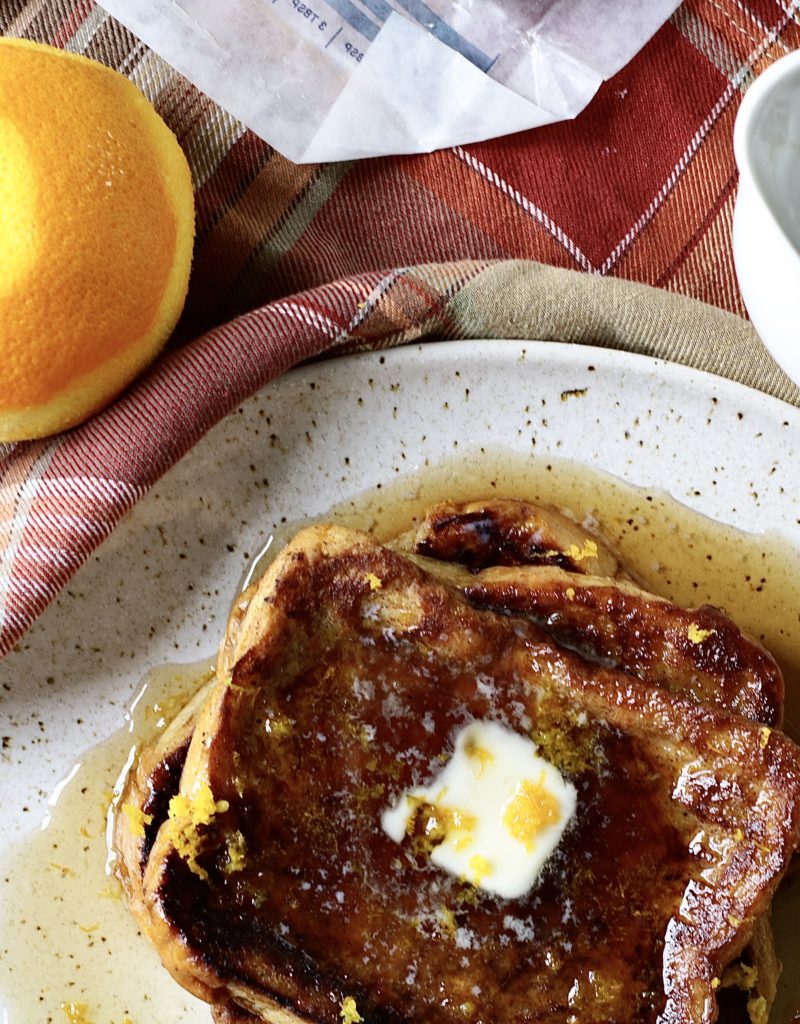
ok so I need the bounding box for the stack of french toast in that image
[114,500,800,1024]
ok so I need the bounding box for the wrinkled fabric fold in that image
[2,0,800,656]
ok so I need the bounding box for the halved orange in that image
[0,38,195,440]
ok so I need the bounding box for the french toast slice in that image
[120,524,800,1024]
[394,500,783,727]
[116,499,784,1021]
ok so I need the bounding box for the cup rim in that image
[733,49,800,260]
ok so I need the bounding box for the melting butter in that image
[382,720,577,898]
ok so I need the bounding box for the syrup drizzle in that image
[1,453,798,1022]
[0,661,214,1024]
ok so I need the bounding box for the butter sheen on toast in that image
[115,504,800,1024]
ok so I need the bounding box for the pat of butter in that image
[381,720,576,899]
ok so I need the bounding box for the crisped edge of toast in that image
[394,498,636,580]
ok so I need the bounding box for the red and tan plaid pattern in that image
[1,0,799,656]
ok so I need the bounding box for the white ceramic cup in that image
[732,50,800,385]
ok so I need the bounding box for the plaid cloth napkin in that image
[1,0,799,659]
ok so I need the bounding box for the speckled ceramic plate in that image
[2,341,800,1023]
